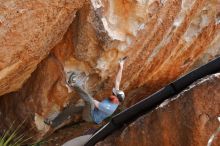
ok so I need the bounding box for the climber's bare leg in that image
[73,85,95,122]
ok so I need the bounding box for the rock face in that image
[0,0,220,140]
[97,73,220,146]
[0,0,85,96]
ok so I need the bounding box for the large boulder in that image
[60,0,220,106]
[97,73,220,146]
[0,0,85,96]
[0,0,220,141]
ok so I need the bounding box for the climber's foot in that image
[68,72,87,88]
[68,72,77,86]
[44,118,53,126]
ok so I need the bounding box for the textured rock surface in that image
[0,0,85,96]
[61,0,220,106]
[0,0,220,141]
[97,73,220,146]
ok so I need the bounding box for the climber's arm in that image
[93,99,100,108]
[114,58,126,90]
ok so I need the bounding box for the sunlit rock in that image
[0,0,85,96]
[0,0,220,140]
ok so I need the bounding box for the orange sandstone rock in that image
[0,0,85,96]
[0,0,220,141]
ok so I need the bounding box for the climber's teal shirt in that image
[92,99,119,124]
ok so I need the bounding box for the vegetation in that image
[0,121,45,146]
[0,121,27,146]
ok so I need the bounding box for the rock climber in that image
[68,57,127,124]
[44,57,127,126]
